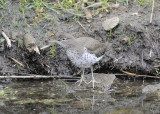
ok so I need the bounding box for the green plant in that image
[32,0,45,12]
[19,2,27,24]
[18,39,21,44]
[52,103,55,114]
[0,12,4,23]
[0,87,18,98]
[126,0,128,5]
[0,0,5,5]
[24,29,28,34]
[109,29,112,41]
[17,65,20,73]
[0,0,7,8]
[117,0,128,5]
[47,43,55,58]
[22,0,59,24]
[102,0,108,11]
[133,35,136,40]
[137,0,152,6]
[73,3,80,19]
[43,13,56,26]
[128,36,131,47]
[62,0,75,8]
[14,21,19,27]
[137,0,145,6]
[156,70,160,76]
[17,39,21,47]
[20,0,26,4]
[86,2,102,8]
[122,30,125,37]
[75,4,79,14]
[129,20,132,26]
[25,0,58,14]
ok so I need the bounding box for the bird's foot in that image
[75,77,88,86]
[87,78,100,88]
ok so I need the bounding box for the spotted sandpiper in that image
[51,33,109,88]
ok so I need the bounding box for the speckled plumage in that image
[66,47,103,68]
[53,34,108,88]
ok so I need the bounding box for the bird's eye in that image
[62,38,67,40]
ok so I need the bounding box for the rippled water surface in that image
[0,78,160,114]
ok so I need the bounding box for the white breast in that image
[66,48,103,68]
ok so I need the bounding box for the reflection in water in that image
[0,79,160,114]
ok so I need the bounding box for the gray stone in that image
[142,83,160,96]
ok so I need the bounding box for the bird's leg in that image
[78,68,84,86]
[76,68,88,86]
[82,68,88,83]
[88,66,100,88]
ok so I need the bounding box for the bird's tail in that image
[97,55,104,62]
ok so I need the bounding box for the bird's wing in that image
[76,37,107,56]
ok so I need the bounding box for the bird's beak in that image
[49,40,58,43]
[49,40,65,47]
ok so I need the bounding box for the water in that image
[0,78,160,114]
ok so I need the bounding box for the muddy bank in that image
[0,1,160,77]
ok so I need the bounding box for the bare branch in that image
[0,75,80,79]
[1,31,11,48]
[150,0,155,23]
[8,56,24,67]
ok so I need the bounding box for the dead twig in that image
[154,65,160,68]
[8,56,24,67]
[83,8,92,20]
[121,70,136,76]
[40,44,51,50]
[116,73,160,79]
[0,75,80,79]
[0,71,57,76]
[77,21,88,33]
[0,73,159,79]
[150,0,154,23]
[1,31,11,48]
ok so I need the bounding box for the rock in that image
[110,109,144,114]
[71,73,116,91]
[102,17,119,31]
[23,33,40,54]
[142,83,160,96]
[114,3,120,8]
[121,37,129,44]
[86,73,116,90]
[83,8,92,21]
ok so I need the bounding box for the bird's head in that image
[49,33,75,48]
